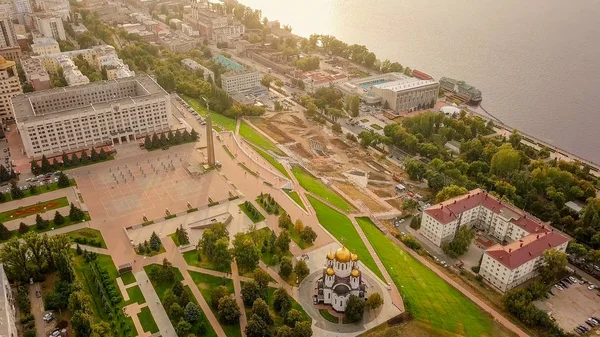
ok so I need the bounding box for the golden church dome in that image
[335,246,351,262]
[0,56,5,64]
[326,267,335,276]
[351,253,359,261]
[326,252,335,260]
[351,269,360,277]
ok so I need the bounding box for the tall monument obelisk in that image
[206,115,215,166]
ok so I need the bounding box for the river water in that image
[238,0,600,164]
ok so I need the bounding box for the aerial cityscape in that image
[0,1,597,337]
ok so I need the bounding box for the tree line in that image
[31,148,111,175]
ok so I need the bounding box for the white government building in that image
[420,189,569,292]
[220,69,261,94]
[316,246,366,312]
[12,75,172,158]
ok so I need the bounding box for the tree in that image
[344,295,365,322]
[348,95,360,117]
[169,303,184,320]
[294,260,310,281]
[211,286,229,308]
[538,249,567,284]
[274,326,294,337]
[40,155,52,173]
[567,242,587,261]
[0,223,11,240]
[435,185,468,203]
[299,226,317,244]
[405,159,427,180]
[245,314,269,337]
[54,211,65,226]
[251,298,273,325]
[149,231,161,251]
[490,145,521,178]
[175,319,192,336]
[71,311,93,337]
[69,203,85,221]
[217,295,241,325]
[279,256,292,278]
[18,222,29,234]
[184,302,201,323]
[284,309,303,327]
[232,234,260,272]
[273,287,291,316]
[241,280,261,306]
[293,321,313,337]
[275,230,291,253]
[199,223,229,259]
[253,268,270,294]
[365,293,383,310]
[175,225,189,245]
[442,226,475,258]
[57,172,70,188]
[293,219,304,233]
[10,182,24,199]
[35,214,49,230]
[28,184,37,195]
[213,237,232,270]
[30,160,41,175]
[278,212,292,229]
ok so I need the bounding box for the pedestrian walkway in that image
[231,262,247,335]
[116,277,130,301]
[349,217,404,311]
[69,243,110,255]
[258,261,299,301]
[123,302,152,337]
[134,271,176,337]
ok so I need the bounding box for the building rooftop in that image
[12,75,167,122]
[486,231,569,269]
[221,69,258,79]
[214,54,244,72]
[31,37,58,47]
[373,76,437,92]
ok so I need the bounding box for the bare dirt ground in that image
[386,197,405,211]
[254,110,409,209]
[333,182,388,213]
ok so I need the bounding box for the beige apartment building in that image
[0,56,22,121]
[221,69,260,94]
[12,76,172,158]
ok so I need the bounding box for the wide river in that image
[238,0,600,164]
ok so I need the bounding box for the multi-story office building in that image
[20,56,50,90]
[12,75,173,157]
[337,72,439,111]
[0,264,18,337]
[35,14,66,40]
[185,0,244,42]
[96,54,135,80]
[0,56,21,121]
[221,69,261,95]
[181,58,214,82]
[420,189,570,292]
[31,36,60,56]
[56,54,88,86]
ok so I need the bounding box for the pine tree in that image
[57,172,70,188]
[90,147,98,161]
[159,133,168,146]
[54,211,65,225]
[167,130,174,145]
[10,182,24,199]
[30,160,41,175]
[62,152,70,167]
[51,158,59,169]
[174,130,183,144]
[69,203,85,221]
[40,155,51,173]
[144,135,152,149]
[71,153,80,166]
[182,130,191,142]
[0,165,10,182]
[191,129,199,141]
[150,231,161,251]
[80,150,89,164]
[151,134,160,148]
[28,184,37,195]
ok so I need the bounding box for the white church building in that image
[316,246,366,311]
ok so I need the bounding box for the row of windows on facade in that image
[27,116,167,138]
[26,113,167,132]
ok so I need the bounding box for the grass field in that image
[356,217,512,337]
[247,143,291,179]
[289,228,311,250]
[307,196,384,281]
[283,189,306,211]
[238,202,265,223]
[145,264,217,337]
[188,271,241,337]
[138,307,159,334]
[1,179,76,202]
[0,196,69,222]
[124,285,145,305]
[120,272,136,285]
[183,95,236,131]
[291,165,354,212]
[240,120,286,156]
[319,309,339,323]
[182,249,232,273]
[67,228,106,248]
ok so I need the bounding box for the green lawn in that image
[307,196,384,282]
[291,165,355,212]
[169,233,191,247]
[1,179,75,202]
[319,309,339,323]
[238,202,265,223]
[137,307,159,334]
[67,228,107,248]
[283,189,306,211]
[182,95,236,131]
[73,253,134,337]
[182,249,232,273]
[356,217,498,337]
[120,272,136,285]
[248,143,291,179]
[144,264,217,337]
[240,121,286,156]
[0,196,69,222]
[188,271,241,337]
[289,229,311,250]
[124,285,145,305]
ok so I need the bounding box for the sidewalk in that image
[231,262,247,335]
[134,271,176,337]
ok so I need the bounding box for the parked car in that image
[588,284,596,290]
[42,312,55,322]
[35,290,41,298]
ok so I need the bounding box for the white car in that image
[588,285,596,290]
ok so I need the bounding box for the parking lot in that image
[535,276,600,333]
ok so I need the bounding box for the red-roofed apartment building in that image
[420,189,569,292]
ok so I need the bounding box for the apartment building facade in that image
[12,76,172,157]
[0,264,18,337]
[181,58,214,82]
[420,189,570,292]
[0,56,21,121]
[31,37,60,56]
[221,70,260,94]
[35,14,66,40]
